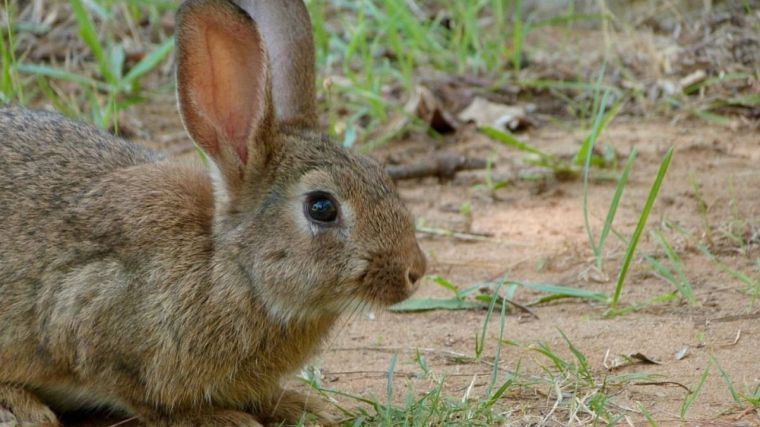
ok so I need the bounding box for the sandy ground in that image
[309,118,760,425]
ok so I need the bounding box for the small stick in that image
[386,153,487,181]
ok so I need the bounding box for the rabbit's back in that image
[0,108,160,278]
[0,107,219,402]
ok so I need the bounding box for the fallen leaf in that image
[458,97,534,132]
[607,352,662,370]
[675,346,690,360]
[680,69,707,92]
[404,85,459,134]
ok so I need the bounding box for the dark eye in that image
[305,192,339,224]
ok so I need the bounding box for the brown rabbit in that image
[0,0,426,425]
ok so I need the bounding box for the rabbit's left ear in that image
[176,0,273,191]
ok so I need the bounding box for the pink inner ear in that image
[205,23,263,165]
[222,112,250,163]
[178,6,269,167]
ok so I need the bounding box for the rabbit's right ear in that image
[176,0,273,192]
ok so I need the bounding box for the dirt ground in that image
[313,119,760,426]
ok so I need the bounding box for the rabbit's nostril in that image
[407,269,421,285]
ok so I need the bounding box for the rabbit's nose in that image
[406,269,421,285]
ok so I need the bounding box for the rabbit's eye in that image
[305,192,339,224]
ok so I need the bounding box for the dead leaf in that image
[458,97,534,132]
[674,346,690,360]
[404,85,459,134]
[679,69,707,91]
[607,352,662,371]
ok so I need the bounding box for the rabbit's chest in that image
[211,316,337,401]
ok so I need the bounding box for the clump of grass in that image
[700,245,760,307]
[303,284,519,425]
[680,364,710,420]
[397,140,674,315]
[308,287,653,424]
[308,0,610,148]
[1,0,25,104]
[645,229,697,305]
[6,0,174,128]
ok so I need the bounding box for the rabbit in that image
[0,0,427,425]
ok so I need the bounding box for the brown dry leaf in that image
[370,85,459,143]
[607,352,662,371]
[457,97,534,132]
[403,85,459,134]
[679,69,707,90]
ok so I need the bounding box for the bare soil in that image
[314,118,760,426]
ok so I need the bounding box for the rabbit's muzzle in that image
[363,242,426,306]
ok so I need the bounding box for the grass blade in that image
[123,38,175,85]
[511,0,523,71]
[487,284,508,395]
[388,298,483,312]
[596,148,638,269]
[385,353,398,426]
[17,63,110,91]
[651,230,696,305]
[1,0,23,103]
[610,147,674,307]
[481,126,570,174]
[70,0,117,84]
[481,126,547,157]
[709,354,741,403]
[512,281,608,302]
[680,364,710,418]
[581,88,611,258]
[476,281,504,359]
[575,100,623,166]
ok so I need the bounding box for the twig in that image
[632,381,691,393]
[416,225,495,242]
[386,153,487,181]
[707,309,760,323]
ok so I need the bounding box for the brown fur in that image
[0,1,426,426]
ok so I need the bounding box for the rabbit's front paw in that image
[260,389,339,426]
[148,410,263,427]
[0,384,60,427]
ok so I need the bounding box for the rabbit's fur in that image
[0,0,426,425]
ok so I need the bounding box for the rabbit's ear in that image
[235,0,318,128]
[176,0,273,189]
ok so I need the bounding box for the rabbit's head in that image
[175,0,426,323]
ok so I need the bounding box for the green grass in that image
[1,0,24,104]
[308,289,655,425]
[3,0,175,128]
[700,244,760,306]
[306,0,617,148]
[608,147,674,308]
[646,229,697,305]
[397,145,674,315]
[680,364,710,419]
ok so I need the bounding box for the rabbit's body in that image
[0,108,337,414]
[0,0,426,425]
